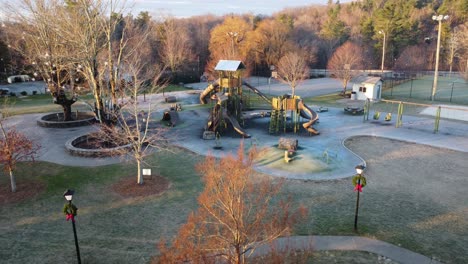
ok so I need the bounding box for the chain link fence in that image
[382,74,468,104]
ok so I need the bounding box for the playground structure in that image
[200,60,319,138]
[269,95,319,135]
[199,60,251,138]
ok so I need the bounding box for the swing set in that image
[363,99,468,133]
[364,99,403,127]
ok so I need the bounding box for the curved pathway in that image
[253,235,442,264]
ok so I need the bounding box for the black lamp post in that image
[353,165,366,232]
[63,189,81,264]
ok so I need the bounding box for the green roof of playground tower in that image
[214,60,246,71]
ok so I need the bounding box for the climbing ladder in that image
[269,109,285,134]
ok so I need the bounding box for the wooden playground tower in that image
[269,95,319,135]
[270,95,300,133]
[204,60,248,137]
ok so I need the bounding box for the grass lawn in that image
[0,148,203,263]
[1,137,467,263]
[287,136,467,264]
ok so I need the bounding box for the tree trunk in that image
[53,90,76,121]
[137,160,143,185]
[62,102,73,121]
[94,98,104,123]
[236,245,242,264]
[9,169,16,193]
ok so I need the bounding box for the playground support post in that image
[363,99,370,122]
[396,102,403,128]
[434,106,441,133]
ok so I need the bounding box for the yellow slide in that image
[199,80,219,104]
[298,100,319,135]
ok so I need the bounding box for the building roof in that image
[214,60,246,72]
[353,76,382,85]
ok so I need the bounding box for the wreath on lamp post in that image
[352,174,367,192]
[63,203,78,221]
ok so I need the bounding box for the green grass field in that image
[1,137,467,263]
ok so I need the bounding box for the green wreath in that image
[63,203,78,216]
[352,175,367,188]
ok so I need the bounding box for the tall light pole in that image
[378,30,386,73]
[227,31,238,59]
[63,189,81,264]
[353,165,367,232]
[431,15,449,101]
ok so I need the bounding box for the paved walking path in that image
[252,235,442,264]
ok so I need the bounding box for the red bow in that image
[66,214,75,222]
[354,184,363,192]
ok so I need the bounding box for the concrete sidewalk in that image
[252,235,442,264]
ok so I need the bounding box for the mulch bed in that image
[112,175,171,198]
[0,180,46,205]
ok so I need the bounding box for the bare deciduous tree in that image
[246,18,295,68]
[394,45,431,71]
[95,39,168,185]
[454,22,468,80]
[0,100,40,192]
[157,144,306,263]
[157,17,193,73]
[327,41,364,95]
[5,0,82,121]
[6,0,133,122]
[276,52,310,97]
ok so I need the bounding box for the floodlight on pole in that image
[431,14,449,101]
[227,32,238,59]
[378,30,386,73]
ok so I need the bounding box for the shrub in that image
[20,91,28,96]
[9,92,16,97]
[32,91,37,95]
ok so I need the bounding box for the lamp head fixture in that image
[355,165,365,175]
[432,15,449,21]
[63,189,74,201]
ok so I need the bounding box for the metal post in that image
[432,15,448,101]
[391,79,393,96]
[396,102,403,128]
[450,82,454,102]
[354,177,361,232]
[268,77,272,95]
[69,201,81,264]
[410,79,413,98]
[434,106,441,133]
[379,30,386,73]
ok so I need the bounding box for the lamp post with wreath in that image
[353,165,367,232]
[63,189,81,264]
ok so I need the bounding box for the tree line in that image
[1,0,467,85]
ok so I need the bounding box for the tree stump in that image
[203,131,216,140]
[278,137,298,151]
[165,96,177,103]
